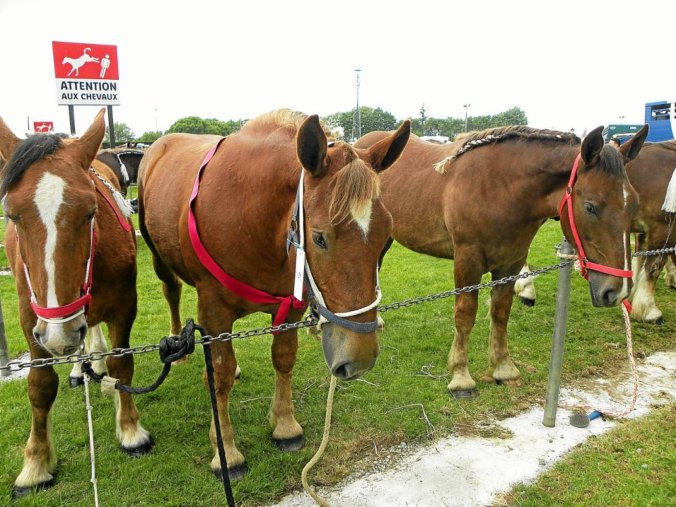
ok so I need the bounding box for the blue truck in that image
[603,101,675,144]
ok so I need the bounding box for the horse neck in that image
[529,144,580,220]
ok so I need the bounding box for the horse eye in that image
[312,232,328,250]
[86,209,96,221]
[584,202,597,216]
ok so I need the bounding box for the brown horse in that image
[355,125,647,397]
[0,109,152,496]
[516,139,676,323]
[138,109,409,480]
[627,140,676,323]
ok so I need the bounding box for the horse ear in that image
[619,124,649,162]
[580,126,604,166]
[297,114,328,177]
[67,108,106,170]
[0,115,21,163]
[366,120,411,172]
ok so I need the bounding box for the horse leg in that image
[69,324,108,387]
[630,253,668,324]
[13,342,58,495]
[447,255,483,396]
[513,263,536,307]
[198,303,247,481]
[107,307,153,455]
[269,325,303,451]
[483,266,521,387]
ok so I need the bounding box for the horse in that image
[354,125,648,397]
[515,140,676,323]
[138,108,410,480]
[96,147,144,196]
[62,47,99,77]
[0,109,152,496]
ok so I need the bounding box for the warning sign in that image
[52,41,120,106]
[33,122,54,133]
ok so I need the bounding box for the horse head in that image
[0,109,106,356]
[560,124,648,307]
[297,116,410,379]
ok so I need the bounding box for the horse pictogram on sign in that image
[33,122,54,133]
[52,41,120,106]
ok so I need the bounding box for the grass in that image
[0,216,674,506]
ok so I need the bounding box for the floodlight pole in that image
[463,103,470,132]
[352,68,361,141]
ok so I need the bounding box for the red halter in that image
[188,139,305,329]
[24,175,132,323]
[558,154,633,281]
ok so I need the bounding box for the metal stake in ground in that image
[0,298,10,378]
[543,238,574,427]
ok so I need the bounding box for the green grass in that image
[0,218,674,506]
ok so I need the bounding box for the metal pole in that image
[0,298,10,378]
[542,237,574,427]
[68,105,76,136]
[107,105,116,148]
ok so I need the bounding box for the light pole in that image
[463,103,471,132]
[352,68,361,141]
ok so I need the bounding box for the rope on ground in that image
[83,373,100,507]
[301,375,337,507]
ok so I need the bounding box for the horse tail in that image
[661,168,676,213]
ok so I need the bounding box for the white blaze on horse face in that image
[34,172,66,306]
[351,200,372,236]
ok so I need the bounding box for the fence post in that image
[0,297,9,377]
[542,237,575,427]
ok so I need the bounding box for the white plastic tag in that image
[294,248,306,300]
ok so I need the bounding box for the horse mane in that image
[435,126,580,173]
[1,134,64,196]
[239,108,309,136]
[329,148,380,225]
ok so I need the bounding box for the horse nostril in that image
[78,324,88,342]
[332,362,351,380]
[602,288,618,306]
[33,330,43,345]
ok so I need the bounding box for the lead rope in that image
[83,372,100,507]
[301,375,337,507]
[557,251,639,419]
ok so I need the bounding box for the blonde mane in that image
[329,152,380,229]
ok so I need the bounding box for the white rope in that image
[84,373,100,507]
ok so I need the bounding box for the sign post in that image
[52,41,120,142]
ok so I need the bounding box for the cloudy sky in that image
[1,0,673,138]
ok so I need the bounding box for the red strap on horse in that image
[95,186,132,232]
[558,154,633,280]
[188,139,305,328]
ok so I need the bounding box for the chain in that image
[2,243,672,375]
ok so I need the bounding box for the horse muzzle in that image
[321,323,379,380]
[588,271,631,308]
[32,317,88,356]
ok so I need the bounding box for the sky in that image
[1,0,674,139]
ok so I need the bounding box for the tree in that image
[136,131,164,143]
[166,116,245,136]
[104,122,134,146]
[322,106,398,141]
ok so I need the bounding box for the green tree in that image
[166,116,245,136]
[323,106,397,141]
[104,122,134,146]
[137,131,164,143]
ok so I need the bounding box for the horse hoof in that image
[450,388,479,399]
[214,462,248,482]
[495,378,523,387]
[69,376,84,388]
[519,297,535,307]
[653,316,665,325]
[272,434,304,452]
[12,479,55,498]
[122,436,154,457]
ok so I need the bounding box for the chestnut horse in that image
[0,109,152,496]
[515,139,676,323]
[138,109,409,479]
[355,125,647,397]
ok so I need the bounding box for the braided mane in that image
[435,126,580,173]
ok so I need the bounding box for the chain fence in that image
[1,245,674,375]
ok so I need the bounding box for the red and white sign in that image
[33,121,54,133]
[52,41,120,106]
